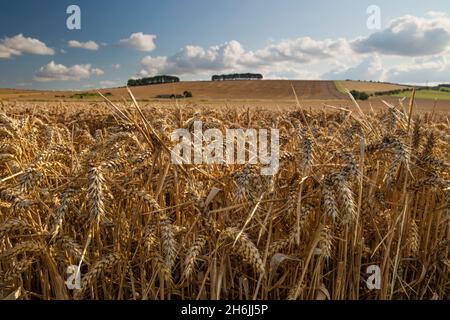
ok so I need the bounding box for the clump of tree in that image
[212,73,263,81]
[373,88,413,96]
[156,94,184,99]
[426,84,450,92]
[70,92,112,99]
[155,91,193,99]
[373,85,450,96]
[127,75,180,87]
[350,90,369,100]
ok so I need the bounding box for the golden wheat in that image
[0,95,448,300]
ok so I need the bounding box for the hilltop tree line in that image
[349,90,370,100]
[212,73,263,81]
[127,73,265,87]
[371,88,413,97]
[127,75,180,87]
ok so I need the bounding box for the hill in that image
[0,80,346,101]
[335,80,410,93]
[99,80,346,100]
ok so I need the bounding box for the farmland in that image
[114,79,343,100]
[0,80,347,101]
[0,88,448,300]
[391,89,450,101]
[6,82,441,116]
[2,0,450,304]
[335,80,411,93]
[2,80,449,115]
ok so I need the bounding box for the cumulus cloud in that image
[0,34,54,58]
[254,37,351,63]
[6,12,448,85]
[0,45,18,59]
[91,68,104,76]
[321,54,450,85]
[119,32,156,51]
[323,55,386,81]
[140,56,168,76]
[351,12,450,56]
[16,82,32,87]
[35,61,104,82]
[112,64,121,69]
[99,80,117,88]
[68,40,100,51]
[385,56,450,84]
[139,38,351,77]
[136,12,450,83]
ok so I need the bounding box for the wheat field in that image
[0,91,448,300]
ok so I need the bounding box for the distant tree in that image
[358,92,369,100]
[350,90,369,100]
[211,73,263,81]
[183,90,193,98]
[127,75,180,87]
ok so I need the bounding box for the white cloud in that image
[0,34,54,58]
[5,12,449,85]
[139,38,351,77]
[385,56,450,84]
[351,12,450,56]
[323,55,386,81]
[254,37,351,63]
[136,12,450,83]
[91,68,104,76]
[16,82,32,87]
[99,80,117,88]
[68,40,100,51]
[321,54,450,85]
[119,32,156,51]
[35,61,104,82]
[0,44,18,59]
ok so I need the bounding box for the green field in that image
[392,89,450,101]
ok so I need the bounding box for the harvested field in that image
[4,81,450,115]
[0,92,448,300]
[392,89,450,101]
[0,80,347,101]
[336,81,410,93]
[105,80,346,100]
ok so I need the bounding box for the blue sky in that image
[1,0,450,89]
